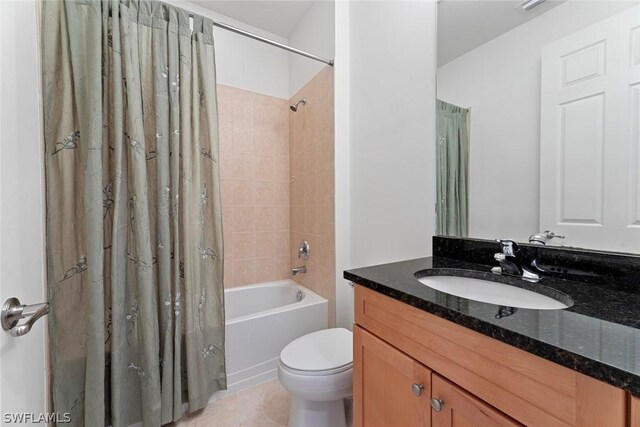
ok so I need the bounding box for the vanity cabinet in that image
[354,326,431,426]
[631,395,640,426]
[353,285,629,427]
[354,325,521,427]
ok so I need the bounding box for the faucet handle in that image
[298,240,310,260]
[496,239,519,256]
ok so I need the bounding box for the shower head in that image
[289,98,306,112]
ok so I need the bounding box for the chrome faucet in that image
[291,266,307,276]
[298,240,310,260]
[493,239,540,282]
[292,241,310,276]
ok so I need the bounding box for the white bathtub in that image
[214,280,328,399]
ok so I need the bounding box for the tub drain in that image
[296,290,303,302]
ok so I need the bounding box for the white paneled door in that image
[540,5,640,253]
[0,1,48,424]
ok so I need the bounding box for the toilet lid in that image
[280,328,353,373]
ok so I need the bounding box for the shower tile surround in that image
[289,67,336,327]
[217,66,336,327]
[217,84,291,287]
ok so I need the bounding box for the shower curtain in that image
[41,1,225,425]
[436,100,469,237]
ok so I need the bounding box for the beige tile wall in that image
[289,67,335,326]
[217,85,291,287]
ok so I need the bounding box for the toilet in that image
[278,328,353,427]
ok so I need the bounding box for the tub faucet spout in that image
[292,266,306,276]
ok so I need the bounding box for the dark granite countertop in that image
[345,255,640,397]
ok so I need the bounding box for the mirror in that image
[436,0,640,253]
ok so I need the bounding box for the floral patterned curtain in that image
[41,1,225,425]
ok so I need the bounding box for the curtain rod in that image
[191,14,334,66]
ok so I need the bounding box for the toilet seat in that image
[280,328,353,376]
[280,361,352,376]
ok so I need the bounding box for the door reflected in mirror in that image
[436,0,640,253]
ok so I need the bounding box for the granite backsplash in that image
[433,236,640,294]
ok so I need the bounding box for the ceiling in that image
[191,0,315,38]
[437,0,565,66]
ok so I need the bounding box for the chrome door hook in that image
[1,298,49,337]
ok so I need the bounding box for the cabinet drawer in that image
[355,285,627,427]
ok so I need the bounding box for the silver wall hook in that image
[1,298,49,337]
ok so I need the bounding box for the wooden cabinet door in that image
[354,325,432,427]
[431,374,522,427]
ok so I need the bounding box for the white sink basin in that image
[417,275,570,310]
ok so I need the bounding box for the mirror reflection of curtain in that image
[436,100,469,237]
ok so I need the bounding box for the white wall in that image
[334,0,352,329]
[437,0,635,242]
[180,0,337,100]
[348,0,437,269]
[334,0,438,329]
[288,1,335,96]
[173,0,291,99]
[0,0,48,418]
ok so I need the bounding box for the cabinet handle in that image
[431,398,444,412]
[411,383,424,396]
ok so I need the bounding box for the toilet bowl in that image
[278,328,353,427]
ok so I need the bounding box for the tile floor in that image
[177,379,291,427]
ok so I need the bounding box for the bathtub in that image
[214,280,328,399]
